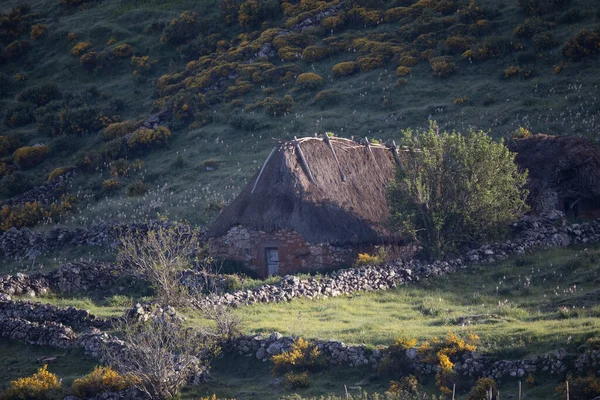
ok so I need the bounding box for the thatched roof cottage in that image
[207,136,411,277]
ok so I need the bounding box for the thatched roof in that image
[207,137,404,245]
[509,134,600,208]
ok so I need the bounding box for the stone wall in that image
[196,212,600,308]
[209,226,357,277]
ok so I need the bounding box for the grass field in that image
[181,244,600,359]
[2,0,600,230]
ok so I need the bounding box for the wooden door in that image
[266,248,279,276]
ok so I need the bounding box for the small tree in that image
[105,310,221,400]
[117,221,200,306]
[389,123,528,259]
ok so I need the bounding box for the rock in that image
[256,347,266,360]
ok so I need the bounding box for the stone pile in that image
[2,173,72,206]
[194,214,600,309]
[0,220,198,260]
[0,262,123,298]
[0,299,109,329]
[0,317,77,348]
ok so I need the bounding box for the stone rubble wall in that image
[0,262,123,298]
[0,220,197,260]
[1,173,72,207]
[194,213,599,309]
[231,332,573,381]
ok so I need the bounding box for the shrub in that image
[556,374,600,400]
[295,72,323,90]
[30,24,47,40]
[514,17,551,38]
[321,14,345,30]
[0,172,33,196]
[272,338,326,375]
[533,31,557,50]
[67,32,77,41]
[225,81,254,98]
[47,166,73,181]
[562,29,600,61]
[0,135,19,155]
[354,252,383,267]
[331,61,358,77]
[104,120,136,140]
[80,51,104,70]
[389,123,529,259]
[285,371,310,389]
[0,365,61,399]
[260,95,294,116]
[512,126,531,138]
[228,114,262,131]
[39,105,103,136]
[314,89,340,106]
[396,66,411,76]
[504,65,521,78]
[302,46,329,61]
[445,35,473,52]
[347,6,382,27]
[13,145,50,168]
[160,11,201,46]
[112,44,134,57]
[5,40,29,59]
[127,127,171,150]
[429,56,456,78]
[17,84,60,106]
[389,375,420,394]
[4,103,34,127]
[467,378,497,400]
[357,56,384,72]
[131,56,157,73]
[71,41,92,56]
[72,366,136,398]
[399,55,417,67]
[453,96,469,105]
[127,180,150,196]
[0,202,48,231]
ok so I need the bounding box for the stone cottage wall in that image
[208,226,358,277]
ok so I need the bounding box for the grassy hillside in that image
[1,0,600,231]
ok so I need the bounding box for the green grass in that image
[0,339,97,391]
[176,245,600,359]
[2,0,600,229]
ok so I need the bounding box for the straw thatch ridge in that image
[509,134,600,211]
[207,137,404,245]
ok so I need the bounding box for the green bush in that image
[127,127,171,150]
[562,29,600,60]
[388,123,529,259]
[13,145,50,168]
[429,56,456,78]
[331,61,358,77]
[17,84,60,106]
[0,365,61,399]
[260,95,294,116]
[104,120,136,140]
[314,89,340,106]
[4,103,34,127]
[72,366,136,398]
[467,378,497,400]
[302,46,330,61]
[295,72,323,90]
[127,180,150,196]
[285,371,310,389]
[0,135,19,155]
[5,40,29,59]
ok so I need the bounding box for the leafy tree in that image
[388,123,528,259]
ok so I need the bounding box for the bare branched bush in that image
[106,310,220,400]
[117,222,201,306]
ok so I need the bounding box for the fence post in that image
[519,381,522,400]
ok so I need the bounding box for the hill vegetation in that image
[0,0,600,230]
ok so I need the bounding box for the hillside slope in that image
[1,0,600,230]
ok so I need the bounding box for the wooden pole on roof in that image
[390,140,402,166]
[251,146,277,194]
[294,136,315,183]
[364,137,375,160]
[323,134,345,182]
